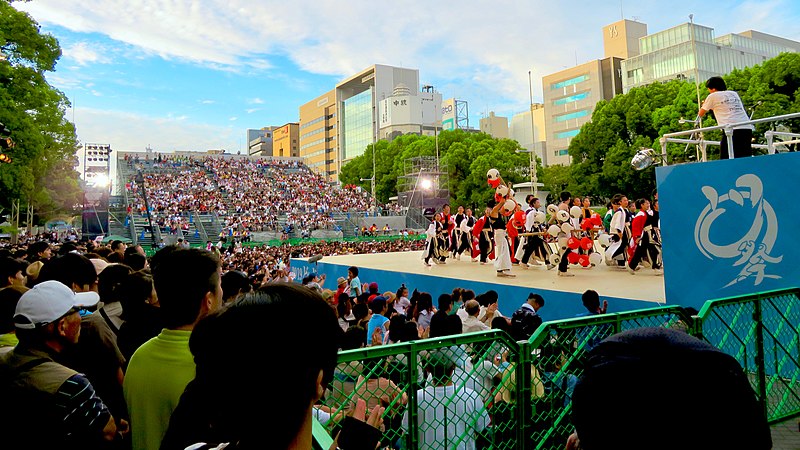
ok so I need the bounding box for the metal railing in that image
[315,291,800,449]
[658,111,800,161]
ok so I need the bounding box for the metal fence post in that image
[753,297,768,420]
[517,340,532,450]
[407,342,419,450]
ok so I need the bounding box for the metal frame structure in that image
[455,99,469,131]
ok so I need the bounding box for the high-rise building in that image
[541,19,647,166]
[300,64,440,183]
[479,112,509,139]
[299,89,337,181]
[622,24,800,93]
[509,103,547,165]
[273,123,299,158]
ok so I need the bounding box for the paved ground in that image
[772,419,800,449]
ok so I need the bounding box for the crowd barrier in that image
[314,289,800,449]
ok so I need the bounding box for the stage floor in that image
[301,251,666,305]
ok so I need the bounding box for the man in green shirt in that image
[123,248,223,450]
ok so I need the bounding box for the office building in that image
[541,19,647,166]
[299,89,337,180]
[273,123,299,157]
[509,103,547,165]
[622,24,800,92]
[479,112,509,139]
[247,127,278,156]
[378,83,442,141]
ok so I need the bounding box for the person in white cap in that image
[0,280,128,448]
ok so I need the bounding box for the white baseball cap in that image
[14,280,100,329]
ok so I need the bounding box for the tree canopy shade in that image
[0,0,82,222]
[339,129,538,209]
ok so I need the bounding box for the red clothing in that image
[628,211,647,259]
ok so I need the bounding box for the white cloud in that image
[62,41,111,66]
[200,99,215,104]
[249,97,265,104]
[74,107,239,152]
[16,0,800,115]
[245,108,260,114]
[229,116,238,121]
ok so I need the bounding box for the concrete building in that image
[273,123,299,157]
[541,19,647,166]
[622,23,800,93]
[300,64,441,182]
[509,103,547,165]
[299,89,337,181]
[247,127,278,156]
[479,112,509,139]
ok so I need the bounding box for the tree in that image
[0,1,82,223]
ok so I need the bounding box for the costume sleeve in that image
[55,374,112,439]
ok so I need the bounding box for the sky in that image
[13,0,800,154]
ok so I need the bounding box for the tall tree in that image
[0,0,82,223]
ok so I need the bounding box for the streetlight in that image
[527,70,538,196]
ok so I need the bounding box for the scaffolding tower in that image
[397,156,449,228]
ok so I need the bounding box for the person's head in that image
[466,208,473,217]
[461,289,476,302]
[582,290,601,313]
[337,276,348,290]
[527,293,545,311]
[111,240,125,255]
[119,271,158,321]
[0,257,28,289]
[37,253,98,293]
[491,316,511,333]
[58,242,79,256]
[560,191,571,204]
[635,198,650,211]
[572,327,771,450]
[442,204,451,214]
[476,290,499,308]
[532,197,541,209]
[221,270,252,304]
[583,197,591,208]
[352,302,370,322]
[0,286,27,334]
[341,326,365,350]
[525,194,535,207]
[368,282,379,294]
[424,349,457,385]
[153,248,222,330]
[13,280,99,349]
[705,76,727,92]
[451,287,464,304]
[457,205,464,214]
[572,197,581,207]
[437,293,453,313]
[465,299,481,317]
[337,292,350,306]
[97,263,134,304]
[27,241,52,261]
[370,297,387,315]
[416,292,433,312]
[188,285,341,449]
[124,253,148,271]
[396,285,408,300]
[347,266,358,279]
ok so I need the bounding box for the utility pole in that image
[528,70,538,196]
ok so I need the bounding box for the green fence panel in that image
[696,288,800,424]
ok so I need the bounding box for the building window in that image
[554,149,570,157]
[551,74,589,90]
[342,89,374,160]
[554,110,589,122]
[555,129,580,139]
[553,92,590,106]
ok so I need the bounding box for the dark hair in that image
[476,290,499,307]
[0,286,26,334]
[527,293,545,308]
[221,270,251,302]
[58,242,79,255]
[178,285,341,450]
[611,194,624,206]
[451,287,463,303]
[437,293,452,312]
[491,316,510,333]
[153,248,221,329]
[461,289,476,302]
[352,303,369,321]
[124,253,147,271]
[400,321,419,342]
[336,298,351,321]
[98,264,134,304]
[0,257,26,287]
[525,194,535,205]
[387,315,406,343]
[413,292,433,321]
[705,76,727,91]
[27,241,50,260]
[341,326,365,350]
[347,266,359,277]
[111,240,124,251]
[395,284,407,301]
[37,253,97,290]
[582,290,600,312]
[370,297,387,314]
[560,191,571,202]
[337,292,350,305]
[118,271,155,322]
[635,198,648,209]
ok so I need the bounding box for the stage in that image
[291,251,666,321]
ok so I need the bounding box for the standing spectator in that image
[124,248,223,450]
[365,297,390,346]
[26,241,52,263]
[0,281,128,448]
[461,299,489,334]
[414,292,434,332]
[117,271,162,364]
[0,257,28,290]
[0,286,26,348]
[510,293,545,342]
[394,284,410,316]
[348,266,362,298]
[698,76,754,159]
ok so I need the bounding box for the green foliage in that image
[0,1,82,223]
[339,130,531,209]
[565,52,800,201]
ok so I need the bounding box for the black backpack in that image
[510,306,542,341]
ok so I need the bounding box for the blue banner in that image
[657,153,800,308]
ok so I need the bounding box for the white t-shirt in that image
[394,296,411,315]
[610,208,627,235]
[402,385,490,450]
[702,91,754,130]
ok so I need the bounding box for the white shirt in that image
[702,91,753,130]
[610,208,627,235]
[462,315,489,334]
[402,385,490,450]
[394,296,411,315]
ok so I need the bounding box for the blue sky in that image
[14,0,800,154]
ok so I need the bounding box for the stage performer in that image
[473,207,494,264]
[442,204,454,252]
[520,197,553,269]
[488,200,515,278]
[626,199,663,275]
[423,213,449,266]
[607,194,630,267]
[451,206,466,259]
[454,207,476,260]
